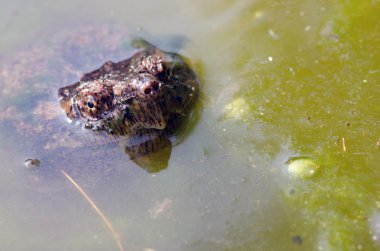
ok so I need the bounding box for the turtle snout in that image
[142,80,160,95]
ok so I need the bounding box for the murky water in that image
[1,0,380,250]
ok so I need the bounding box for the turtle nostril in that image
[152,81,159,91]
[144,86,152,94]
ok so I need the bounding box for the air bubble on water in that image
[286,157,319,179]
[24,158,40,169]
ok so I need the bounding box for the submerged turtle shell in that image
[0,24,200,176]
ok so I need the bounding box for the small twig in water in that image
[61,169,125,251]
[342,138,346,152]
[221,153,231,158]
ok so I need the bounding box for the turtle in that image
[0,24,200,176]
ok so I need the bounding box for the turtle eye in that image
[87,101,95,108]
[76,90,113,121]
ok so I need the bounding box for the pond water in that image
[1,0,380,250]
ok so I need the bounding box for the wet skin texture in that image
[58,40,199,172]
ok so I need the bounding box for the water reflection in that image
[126,134,172,172]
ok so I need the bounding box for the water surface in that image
[1,0,380,250]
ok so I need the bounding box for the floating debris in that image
[342,137,347,152]
[292,235,303,245]
[268,29,279,39]
[149,198,173,219]
[286,156,319,179]
[61,169,125,251]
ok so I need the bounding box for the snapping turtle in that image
[0,25,199,174]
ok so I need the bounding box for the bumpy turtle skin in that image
[58,40,199,137]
